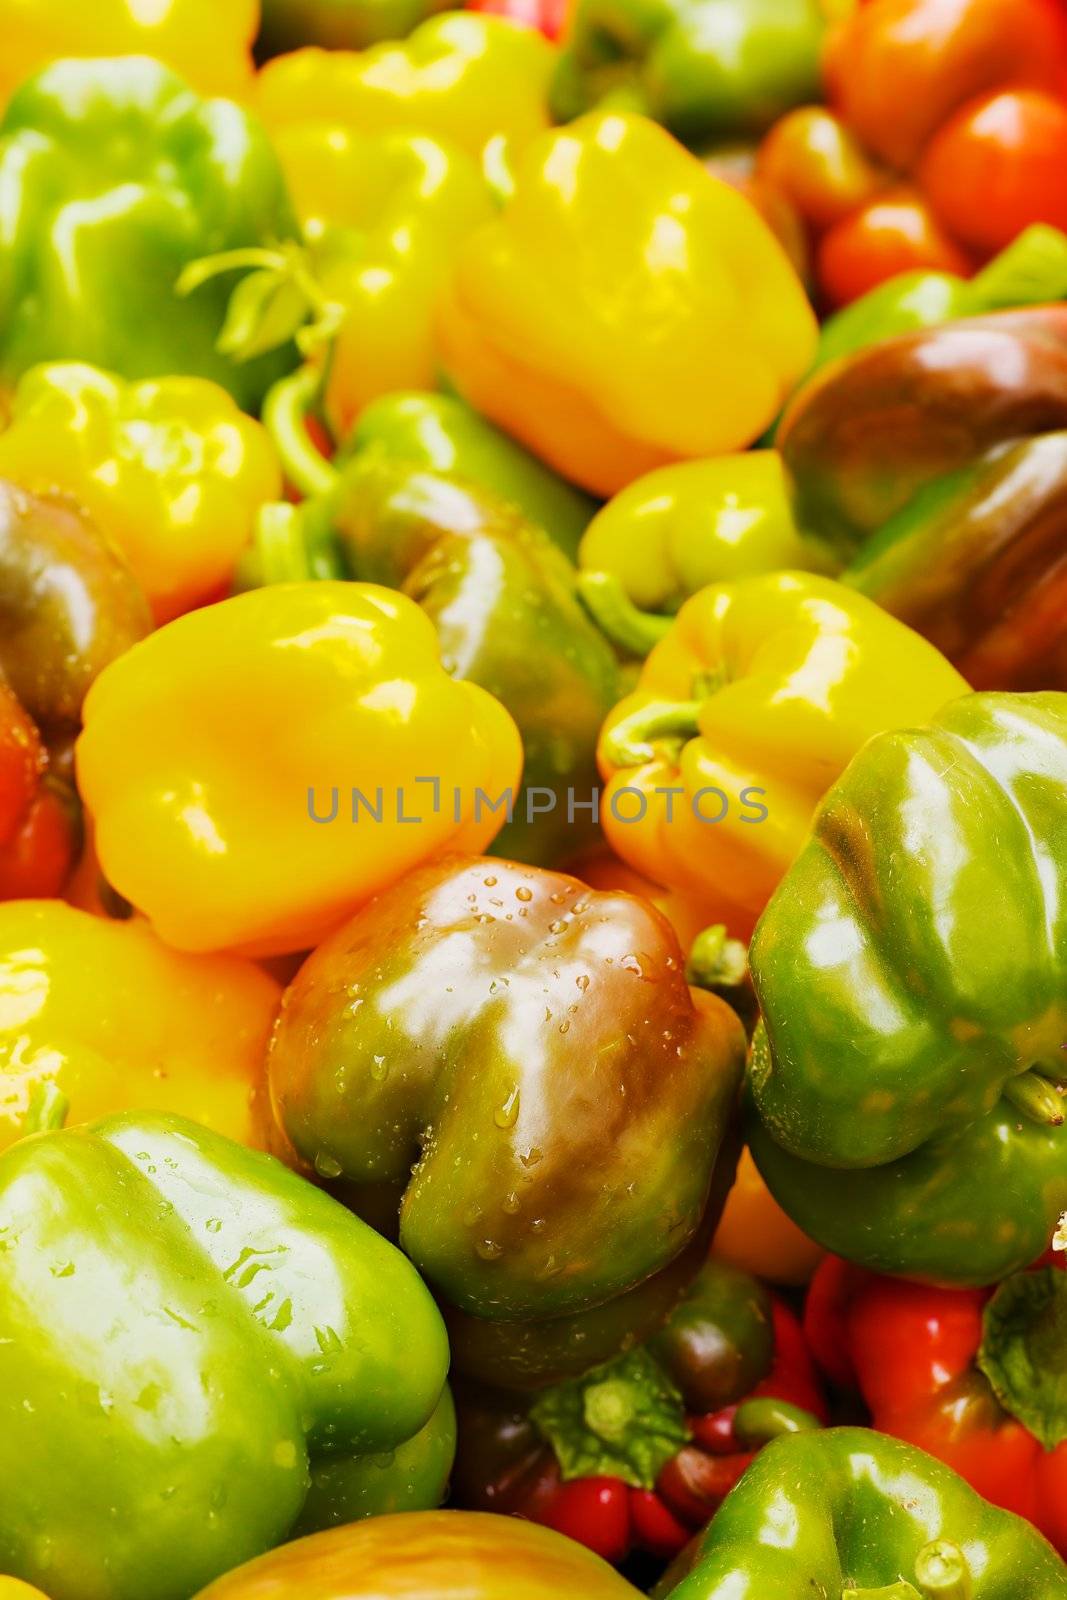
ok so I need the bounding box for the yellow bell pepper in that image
[76,583,523,957]
[0,0,256,107]
[439,111,819,497]
[0,364,281,623]
[577,452,836,656]
[597,572,968,926]
[712,1147,824,1287]
[256,15,556,161]
[272,126,493,436]
[0,900,279,1156]
[0,1580,49,1600]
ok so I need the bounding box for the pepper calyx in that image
[530,1347,690,1489]
[977,1267,1067,1450]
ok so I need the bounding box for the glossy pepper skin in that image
[655,1428,1067,1599]
[267,856,745,1387]
[815,223,1067,369]
[844,432,1067,692]
[805,1256,1067,1556]
[439,111,818,498]
[0,1112,450,1600]
[550,0,824,147]
[0,478,149,896]
[757,0,1067,307]
[256,15,556,161]
[0,57,299,412]
[192,1513,640,1600]
[0,0,256,105]
[75,584,522,957]
[293,1386,456,1536]
[0,678,75,900]
[780,305,1067,561]
[265,125,493,437]
[0,901,280,1156]
[596,573,968,931]
[576,453,834,658]
[258,0,450,53]
[748,691,1067,1286]
[345,392,597,563]
[0,480,149,740]
[452,1258,824,1567]
[0,364,281,623]
[274,457,617,865]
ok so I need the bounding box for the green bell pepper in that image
[657,1429,1067,1599]
[257,0,450,52]
[342,391,598,563]
[292,1387,456,1535]
[747,690,1067,1286]
[0,1112,450,1600]
[0,57,299,412]
[243,432,619,866]
[817,224,1067,371]
[550,0,824,146]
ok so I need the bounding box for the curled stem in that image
[600,698,702,769]
[577,571,674,658]
[262,367,340,502]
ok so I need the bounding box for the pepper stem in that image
[732,1398,820,1448]
[1002,1067,1064,1126]
[600,698,702,769]
[577,571,674,658]
[686,924,749,993]
[914,1541,973,1600]
[23,1081,70,1135]
[583,1378,639,1443]
[262,367,340,502]
[250,503,344,585]
[845,1542,972,1600]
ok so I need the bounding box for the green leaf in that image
[529,1347,690,1489]
[977,1268,1067,1450]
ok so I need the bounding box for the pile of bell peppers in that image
[3,4,1067,1599]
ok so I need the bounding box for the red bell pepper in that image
[452,1260,825,1566]
[0,679,77,899]
[804,1254,1067,1557]
[757,0,1067,305]
[465,0,568,40]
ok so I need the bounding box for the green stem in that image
[913,1541,972,1600]
[1003,1068,1064,1126]
[262,367,339,502]
[23,1081,70,1135]
[846,1543,972,1600]
[686,924,748,993]
[732,1398,820,1448]
[600,698,702,769]
[583,1377,638,1443]
[577,571,674,659]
